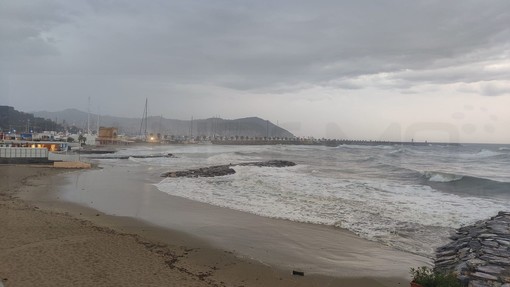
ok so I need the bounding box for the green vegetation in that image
[410,266,462,287]
[0,106,63,133]
[78,134,87,146]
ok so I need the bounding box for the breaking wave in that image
[422,172,510,197]
[466,149,505,159]
[423,171,464,182]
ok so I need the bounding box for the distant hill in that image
[0,106,64,133]
[33,109,295,138]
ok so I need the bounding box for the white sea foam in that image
[423,171,464,182]
[155,164,509,256]
[477,149,505,157]
[387,148,405,155]
[126,156,176,167]
[337,144,395,150]
[205,152,259,165]
[460,149,505,159]
[94,143,510,257]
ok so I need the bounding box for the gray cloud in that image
[2,0,510,89]
[2,0,510,142]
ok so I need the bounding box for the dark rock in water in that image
[434,211,510,286]
[161,160,296,178]
[163,165,236,178]
[237,160,296,168]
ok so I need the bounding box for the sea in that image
[86,143,510,258]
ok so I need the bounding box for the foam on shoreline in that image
[1,165,415,287]
[47,163,430,278]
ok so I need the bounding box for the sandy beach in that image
[1,164,427,286]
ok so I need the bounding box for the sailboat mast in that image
[144,98,148,139]
[138,98,148,139]
[158,115,162,134]
[96,106,100,135]
[87,97,91,134]
[189,116,193,139]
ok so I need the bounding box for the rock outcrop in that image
[435,211,510,287]
[161,160,296,178]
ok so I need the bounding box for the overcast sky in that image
[1,1,510,143]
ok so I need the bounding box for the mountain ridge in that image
[33,109,295,138]
[0,106,66,133]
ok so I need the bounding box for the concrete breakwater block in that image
[161,160,296,178]
[53,161,92,169]
[435,211,510,287]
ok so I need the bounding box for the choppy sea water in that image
[89,143,510,257]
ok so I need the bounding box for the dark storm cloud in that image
[2,0,510,143]
[0,1,64,60]
[2,0,510,94]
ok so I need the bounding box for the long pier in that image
[85,154,174,160]
[210,139,461,147]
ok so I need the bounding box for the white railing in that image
[0,147,49,158]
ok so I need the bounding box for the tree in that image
[78,134,86,146]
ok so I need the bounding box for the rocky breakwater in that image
[435,211,510,287]
[161,160,296,178]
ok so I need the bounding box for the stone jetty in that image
[161,160,296,178]
[435,211,510,287]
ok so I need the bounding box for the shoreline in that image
[1,165,424,286]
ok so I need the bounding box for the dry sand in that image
[1,165,415,286]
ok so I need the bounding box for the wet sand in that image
[1,164,428,286]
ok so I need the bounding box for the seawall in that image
[435,211,510,287]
